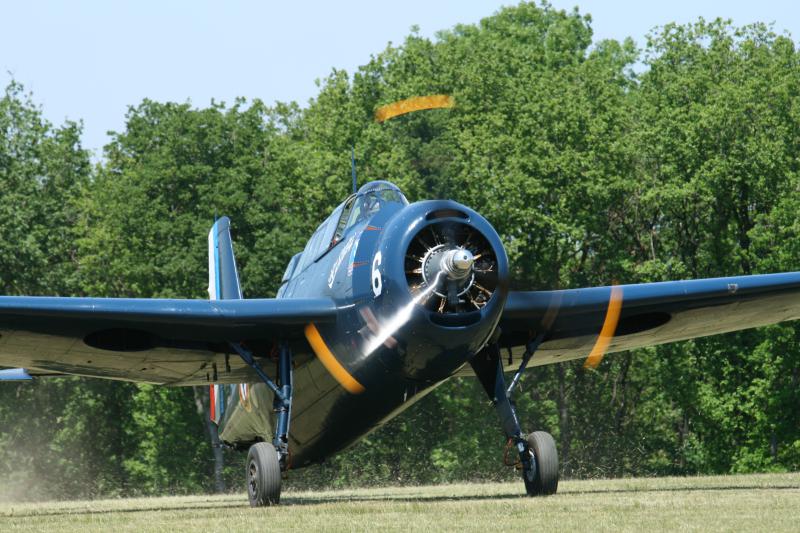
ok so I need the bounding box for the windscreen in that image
[346,188,407,228]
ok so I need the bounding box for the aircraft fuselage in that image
[217,182,509,467]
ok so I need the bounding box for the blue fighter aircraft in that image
[2,100,800,506]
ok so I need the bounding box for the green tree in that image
[0,81,89,295]
[0,81,131,500]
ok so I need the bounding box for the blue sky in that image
[1,1,797,157]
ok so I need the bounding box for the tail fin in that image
[207,217,241,425]
[207,216,243,300]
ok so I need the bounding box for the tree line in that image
[0,2,798,499]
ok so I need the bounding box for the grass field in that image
[1,473,798,532]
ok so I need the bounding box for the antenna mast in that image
[350,147,357,194]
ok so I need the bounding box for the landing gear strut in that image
[233,341,294,506]
[469,337,558,496]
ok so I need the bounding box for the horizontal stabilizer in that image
[0,368,32,381]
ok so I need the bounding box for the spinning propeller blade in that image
[583,284,624,369]
[375,94,455,123]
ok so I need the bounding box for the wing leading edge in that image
[0,296,337,385]
[487,272,800,372]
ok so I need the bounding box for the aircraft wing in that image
[0,296,336,385]
[481,272,800,372]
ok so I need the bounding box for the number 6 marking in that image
[372,251,383,297]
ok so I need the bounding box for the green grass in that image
[1,473,799,532]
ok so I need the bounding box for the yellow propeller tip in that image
[375,94,454,123]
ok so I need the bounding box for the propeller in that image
[583,284,623,369]
[375,95,455,123]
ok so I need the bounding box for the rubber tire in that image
[247,442,282,506]
[524,431,559,496]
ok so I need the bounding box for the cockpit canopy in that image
[291,181,408,278]
[333,181,408,243]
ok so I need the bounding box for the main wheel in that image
[247,442,282,506]
[523,431,559,496]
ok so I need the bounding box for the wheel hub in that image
[249,461,258,496]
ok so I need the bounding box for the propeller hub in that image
[420,245,475,295]
[442,248,474,280]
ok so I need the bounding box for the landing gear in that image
[247,442,281,506]
[233,341,294,507]
[469,338,559,497]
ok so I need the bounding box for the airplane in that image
[2,98,800,507]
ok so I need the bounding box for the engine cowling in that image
[366,200,509,381]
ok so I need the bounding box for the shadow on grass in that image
[4,483,799,518]
[564,484,800,496]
